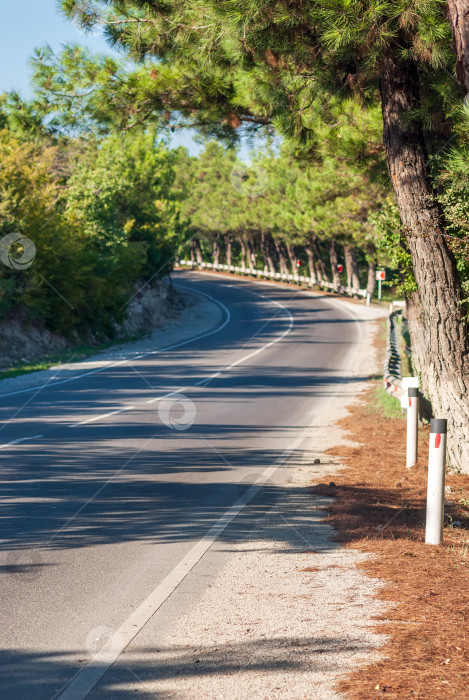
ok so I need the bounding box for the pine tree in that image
[33,0,469,469]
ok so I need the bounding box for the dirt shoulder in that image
[313,331,469,698]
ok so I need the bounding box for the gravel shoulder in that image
[0,288,224,397]
[139,296,389,700]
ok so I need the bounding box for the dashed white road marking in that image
[0,434,43,450]
[71,406,136,428]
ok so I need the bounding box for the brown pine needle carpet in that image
[312,387,469,699]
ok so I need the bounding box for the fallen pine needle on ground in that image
[312,381,469,699]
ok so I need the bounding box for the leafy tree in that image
[0,120,184,337]
[66,130,182,281]
[0,128,90,333]
[176,141,240,266]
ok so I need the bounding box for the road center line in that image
[71,407,136,428]
[69,289,293,427]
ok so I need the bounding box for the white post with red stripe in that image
[425,418,447,545]
[406,387,419,468]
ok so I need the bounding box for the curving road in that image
[0,271,366,699]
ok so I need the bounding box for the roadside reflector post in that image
[406,387,419,468]
[425,418,447,545]
[376,270,385,302]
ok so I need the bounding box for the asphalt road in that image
[0,271,364,699]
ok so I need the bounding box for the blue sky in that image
[0,0,210,155]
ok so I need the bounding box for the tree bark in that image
[267,235,278,274]
[260,231,268,272]
[366,257,376,297]
[194,237,203,265]
[275,241,290,276]
[239,238,247,270]
[447,0,469,93]
[261,232,277,274]
[286,243,298,277]
[190,237,196,266]
[247,238,257,272]
[224,233,232,267]
[380,49,469,471]
[349,246,360,293]
[212,233,220,269]
[344,245,353,289]
[304,239,318,284]
[329,240,341,290]
[311,234,329,283]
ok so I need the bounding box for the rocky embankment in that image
[0,278,176,370]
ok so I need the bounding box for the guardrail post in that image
[425,418,447,545]
[406,388,419,468]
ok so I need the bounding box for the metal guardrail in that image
[177,260,369,299]
[384,307,404,399]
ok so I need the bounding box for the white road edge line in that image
[0,434,44,449]
[55,429,304,700]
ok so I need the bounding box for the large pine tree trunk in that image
[380,50,469,471]
[447,0,469,93]
[269,235,279,274]
[190,238,196,266]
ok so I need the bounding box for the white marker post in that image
[400,376,420,410]
[406,388,419,468]
[425,418,447,545]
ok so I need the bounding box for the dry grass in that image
[312,384,469,699]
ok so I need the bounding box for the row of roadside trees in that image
[178,142,384,296]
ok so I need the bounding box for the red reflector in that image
[435,433,441,449]
[409,398,412,407]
